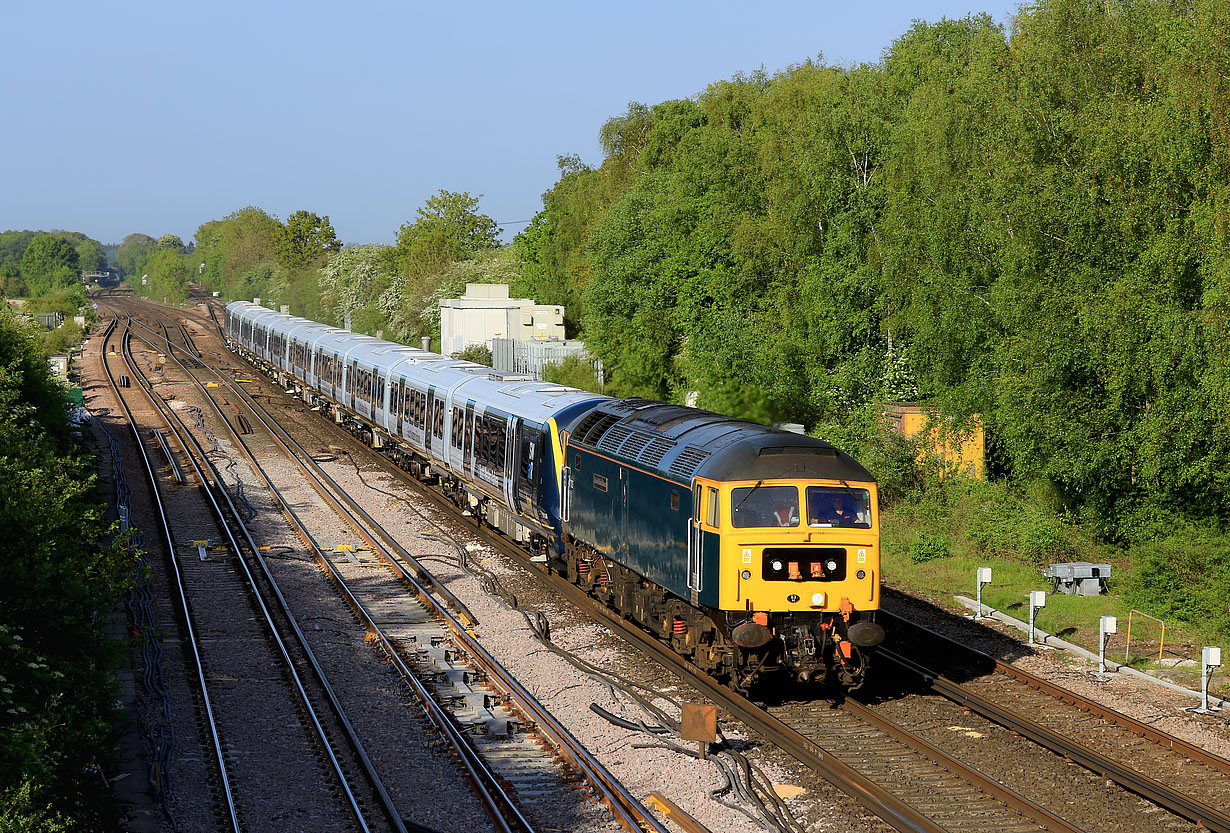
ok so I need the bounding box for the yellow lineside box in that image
[882,402,985,479]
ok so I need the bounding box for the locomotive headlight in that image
[856,570,866,580]
[825,559,838,572]
[741,570,751,580]
[771,560,783,572]
[811,592,825,606]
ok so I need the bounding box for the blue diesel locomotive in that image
[225,301,885,690]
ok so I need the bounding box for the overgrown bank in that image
[0,309,129,831]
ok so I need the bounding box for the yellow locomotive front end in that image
[717,478,884,688]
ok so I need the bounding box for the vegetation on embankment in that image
[0,307,129,830]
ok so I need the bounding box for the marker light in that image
[825,559,838,572]
[856,570,866,580]
[741,570,751,580]
[771,560,783,572]
[811,592,825,606]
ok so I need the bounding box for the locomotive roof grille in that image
[577,413,620,445]
[597,425,633,453]
[668,446,711,478]
[640,437,675,466]
[619,431,653,459]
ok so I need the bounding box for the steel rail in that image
[144,321,533,833]
[166,315,667,833]
[880,609,1230,773]
[114,311,378,833]
[100,315,241,833]
[878,619,1230,832]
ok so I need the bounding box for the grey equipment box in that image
[1042,562,1111,595]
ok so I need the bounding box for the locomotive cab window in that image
[806,486,872,528]
[731,484,800,528]
[705,487,720,527]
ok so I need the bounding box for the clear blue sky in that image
[0,1,1015,248]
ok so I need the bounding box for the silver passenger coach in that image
[224,301,609,548]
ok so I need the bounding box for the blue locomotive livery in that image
[225,301,885,690]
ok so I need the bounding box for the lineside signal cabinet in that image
[1042,562,1112,595]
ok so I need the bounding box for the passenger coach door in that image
[503,418,519,511]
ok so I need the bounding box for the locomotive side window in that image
[671,491,680,511]
[706,487,720,527]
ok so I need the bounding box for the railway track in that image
[877,611,1230,833]
[107,299,665,833]
[105,296,1230,833]
[101,314,395,832]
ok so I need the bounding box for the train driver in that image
[818,492,858,527]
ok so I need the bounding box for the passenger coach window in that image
[806,487,871,529]
[731,485,800,528]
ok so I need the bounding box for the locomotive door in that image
[620,467,628,558]
[687,481,718,603]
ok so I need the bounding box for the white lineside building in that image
[439,283,564,355]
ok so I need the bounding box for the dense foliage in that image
[515,0,1230,536]
[0,308,128,829]
[0,230,108,299]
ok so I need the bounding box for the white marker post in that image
[1028,590,1047,645]
[1189,647,1223,715]
[1098,616,1117,676]
[975,567,992,618]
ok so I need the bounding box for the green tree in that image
[541,354,602,393]
[394,190,499,278]
[0,263,25,298]
[115,233,156,280]
[273,210,341,271]
[451,344,492,365]
[193,207,282,300]
[155,234,185,252]
[73,239,106,274]
[318,244,396,330]
[19,235,79,297]
[145,249,190,304]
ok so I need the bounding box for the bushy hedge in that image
[0,309,128,829]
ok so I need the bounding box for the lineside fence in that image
[492,338,604,387]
